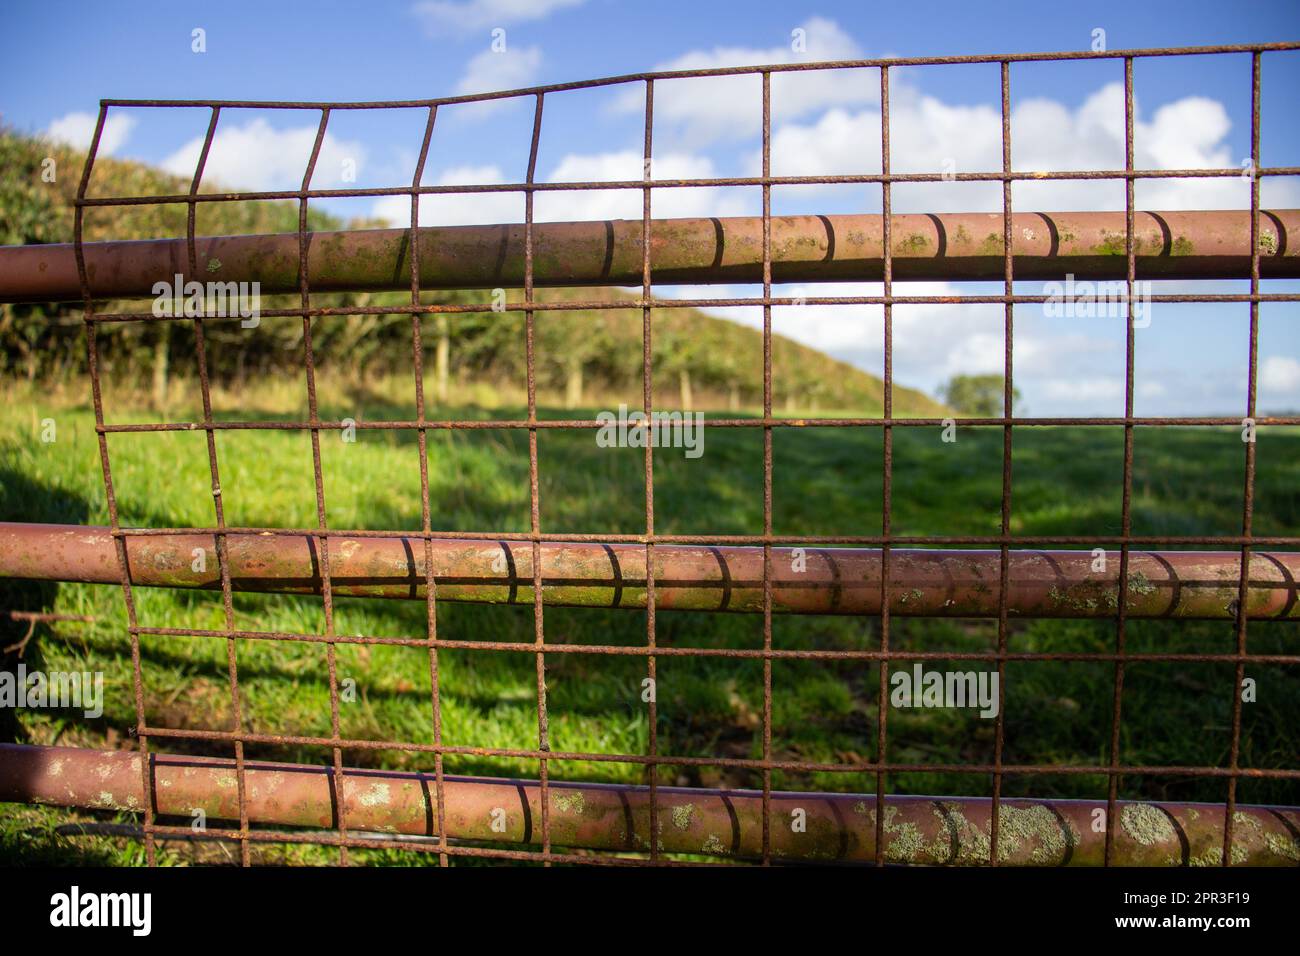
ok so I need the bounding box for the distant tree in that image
[655,314,707,410]
[536,302,616,408]
[939,374,1021,417]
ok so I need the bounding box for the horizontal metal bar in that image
[123,626,1300,662]
[67,294,1300,325]
[96,41,1300,112]
[2,209,1294,304]
[69,724,1300,778]
[1,522,1296,620]
[57,167,1300,208]
[88,414,1300,429]
[38,524,1300,546]
[1,743,1294,865]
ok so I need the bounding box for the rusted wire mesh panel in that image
[1,41,1298,867]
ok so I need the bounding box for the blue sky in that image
[1,0,1297,415]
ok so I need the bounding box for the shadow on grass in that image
[0,464,92,743]
[4,422,1299,805]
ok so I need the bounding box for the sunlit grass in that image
[2,379,1297,864]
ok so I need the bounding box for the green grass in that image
[1,382,1298,865]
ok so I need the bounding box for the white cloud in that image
[414,0,585,33]
[374,152,757,227]
[45,111,136,155]
[765,100,1004,210]
[763,82,1300,212]
[656,277,1137,412]
[454,45,543,109]
[536,151,755,221]
[1012,86,1258,210]
[161,118,368,191]
[1261,355,1300,394]
[612,17,873,146]
[374,164,523,226]
[1040,377,1125,402]
[704,280,1017,380]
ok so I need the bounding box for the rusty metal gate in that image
[1,41,1298,866]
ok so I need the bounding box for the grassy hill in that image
[0,128,947,416]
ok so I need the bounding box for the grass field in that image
[1,377,1298,865]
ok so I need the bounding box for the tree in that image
[535,302,615,408]
[939,374,1021,417]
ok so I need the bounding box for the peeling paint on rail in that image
[1,522,1297,620]
[2,743,1295,865]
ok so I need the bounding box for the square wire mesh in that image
[64,42,1300,866]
